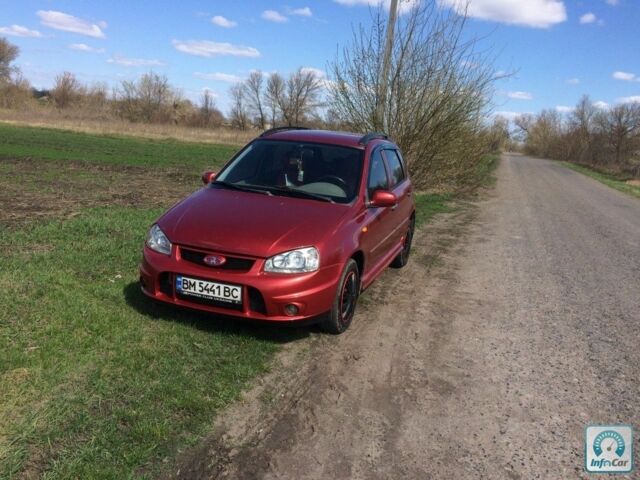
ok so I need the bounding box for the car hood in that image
[158,187,350,258]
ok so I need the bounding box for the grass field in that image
[0,109,255,146]
[0,123,238,169]
[561,161,640,199]
[0,124,497,478]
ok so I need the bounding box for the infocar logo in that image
[585,425,633,474]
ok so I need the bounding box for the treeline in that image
[514,96,640,177]
[0,37,327,131]
[228,69,324,129]
[1,39,226,128]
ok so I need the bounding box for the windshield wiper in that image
[267,186,335,203]
[212,181,273,196]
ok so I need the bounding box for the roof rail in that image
[260,126,309,137]
[358,132,389,145]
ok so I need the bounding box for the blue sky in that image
[1,0,639,116]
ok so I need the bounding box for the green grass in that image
[413,154,500,228]
[0,123,237,170]
[0,207,300,479]
[561,162,640,199]
[414,193,455,228]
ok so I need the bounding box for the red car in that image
[139,128,415,333]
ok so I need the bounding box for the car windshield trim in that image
[212,180,273,196]
[265,186,335,203]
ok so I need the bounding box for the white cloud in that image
[556,105,573,113]
[0,24,42,37]
[300,67,327,78]
[594,101,609,109]
[107,55,166,67]
[172,40,260,58]
[606,0,619,5]
[333,0,419,14]
[493,111,529,121]
[262,10,288,22]
[618,96,640,104]
[437,0,566,28]
[37,10,106,38]
[612,71,638,82]
[566,78,581,85]
[289,7,313,17]
[194,72,243,83]
[69,43,105,53]
[507,91,533,100]
[579,12,597,24]
[211,15,237,28]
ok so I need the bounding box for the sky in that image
[1,0,639,117]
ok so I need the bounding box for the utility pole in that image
[375,0,399,132]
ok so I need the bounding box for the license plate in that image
[175,275,242,304]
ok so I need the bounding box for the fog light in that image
[284,304,299,316]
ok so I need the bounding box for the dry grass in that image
[0,108,255,146]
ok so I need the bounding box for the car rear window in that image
[367,150,389,198]
[384,149,406,187]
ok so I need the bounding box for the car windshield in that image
[214,140,364,204]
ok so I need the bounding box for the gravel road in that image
[177,154,640,479]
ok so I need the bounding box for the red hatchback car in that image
[139,128,415,333]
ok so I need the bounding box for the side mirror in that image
[202,171,217,185]
[369,190,397,208]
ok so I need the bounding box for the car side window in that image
[367,149,389,198]
[384,149,405,188]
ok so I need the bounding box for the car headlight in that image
[146,224,172,255]
[264,247,320,273]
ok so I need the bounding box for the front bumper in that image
[139,245,341,322]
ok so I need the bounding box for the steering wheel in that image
[317,175,348,191]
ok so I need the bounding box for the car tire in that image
[321,259,360,334]
[390,216,415,268]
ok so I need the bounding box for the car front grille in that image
[179,246,255,272]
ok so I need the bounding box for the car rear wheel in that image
[391,216,415,268]
[321,259,360,334]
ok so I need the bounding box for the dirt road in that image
[175,154,640,479]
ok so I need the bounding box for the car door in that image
[381,148,413,246]
[361,148,396,273]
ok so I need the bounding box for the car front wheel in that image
[321,259,360,334]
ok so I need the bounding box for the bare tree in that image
[265,72,286,126]
[244,71,266,129]
[0,38,30,109]
[328,1,503,188]
[116,72,176,122]
[596,103,640,165]
[569,95,597,163]
[0,37,19,83]
[485,116,510,153]
[229,83,249,130]
[515,109,564,159]
[198,89,224,128]
[283,69,323,126]
[51,72,83,109]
